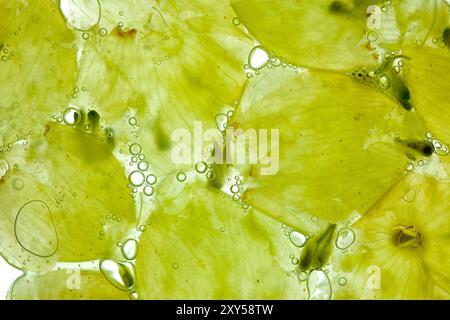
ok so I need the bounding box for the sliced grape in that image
[0,0,77,145]
[0,123,135,272]
[334,173,450,299]
[232,67,427,229]
[10,269,129,300]
[72,0,253,175]
[136,178,305,299]
[231,0,379,71]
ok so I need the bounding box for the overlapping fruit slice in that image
[399,45,450,171]
[136,178,305,299]
[0,122,135,273]
[9,268,129,300]
[0,0,77,145]
[230,67,430,231]
[231,0,380,71]
[392,0,449,47]
[333,172,450,299]
[68,0,252,175]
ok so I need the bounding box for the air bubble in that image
[129,143,142,155]
[297,271,308,282]
[230,185,239,194]
[206,171,216,180]
[307,270,332,300]
[13,178,24,190]
[128,117,137,126]
[121,239,138,260]
[232,17,241,26]
[402,188,416,202]
[378,74,391,89]
[129,171,145,186]
[143,186,154,196]
[99,259,136,291]
[137,161,149,171]
[176,172,187,182]
[338,277,348,286]
[146,174,157,185]
[335,228,356,250]
[195,161,207,173]
[289,231,307,248]
[248,46,270,70]
[63,107,80,125]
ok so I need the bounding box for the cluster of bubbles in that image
[151,56,170,65]
[98,214,123,241]
[426,132,450,156]
[227,175,249,210]
[65,86,87,100]
[127,142,156,198]
[127,115,141,139]
[0,43,15,63]
[244,46,302,79]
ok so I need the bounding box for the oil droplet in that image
[146,174,157,185]
[289,231,307,248]
[59,0,101,32]
[248,46,270,70]
[143,186,154,196]
[138,225,146,232]
[195,161,207,174]
[172,263,179,270]
[402,188,416,203]
[129,143,142,155]
[63,107,80,125]
[99,259,136,291]
[307,270,332,300]
[335,228,356,250]
[129,171,145,187]
[14,200,58,257]
[121,239,138,260]
[176,172,187,182]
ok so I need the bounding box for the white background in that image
[0,255,22,300]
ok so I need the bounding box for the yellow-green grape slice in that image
[333,173,450,299]
[232,67,428,230]
[231,0,379,71]
[9,269,129,300]
[136,178,305,299]
[0,123,135,272]
[0,0,77,145]
[72,0,252,176]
